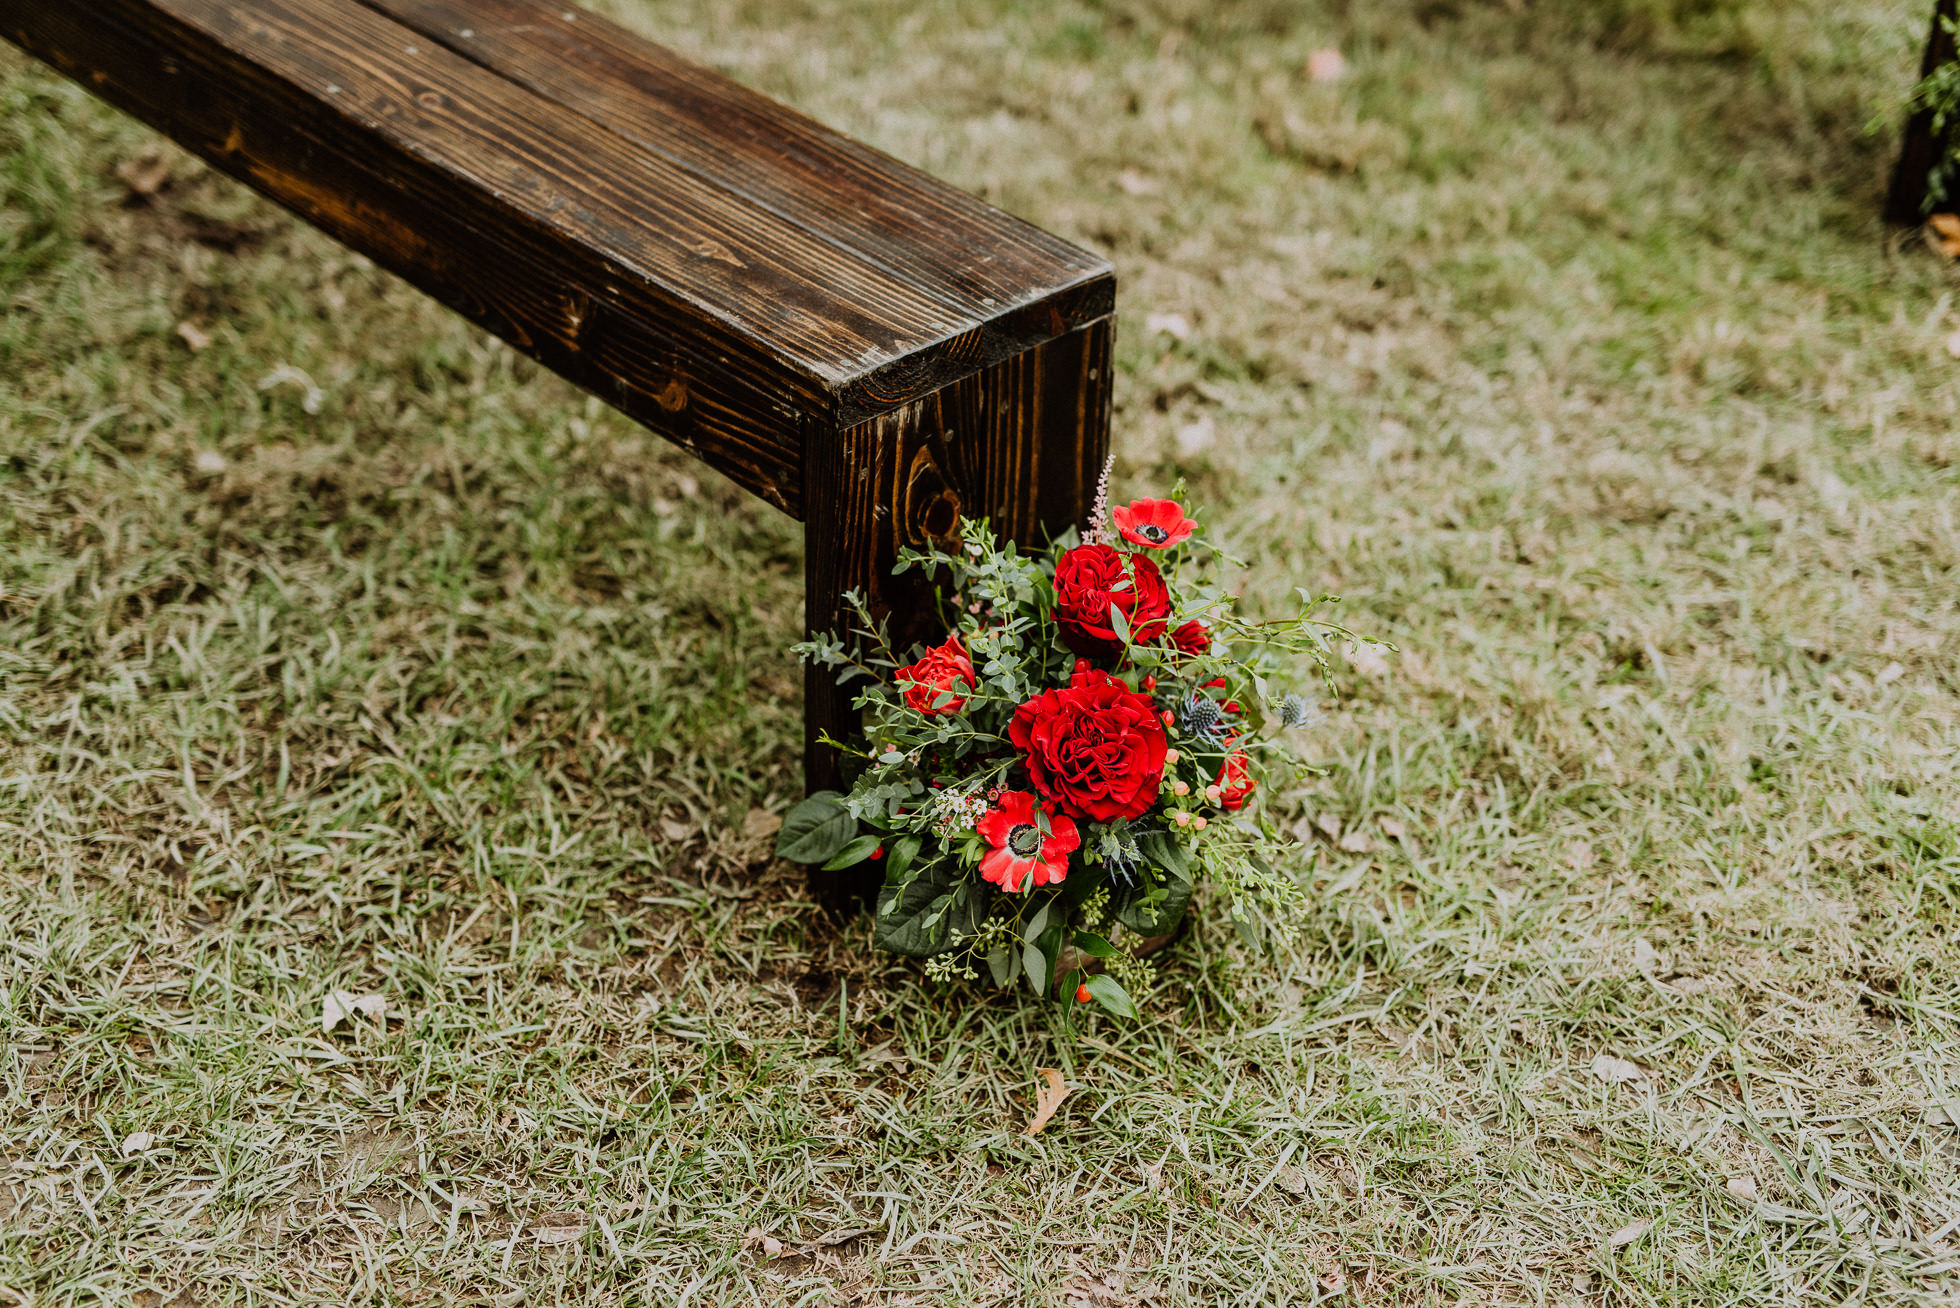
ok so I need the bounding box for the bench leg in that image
[1887,0,1960,225]
[802,317,1113,909]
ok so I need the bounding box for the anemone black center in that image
[1008,824,1043,857]
[1139,524,1168,542]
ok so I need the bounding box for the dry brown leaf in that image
[1025,1067,1072,1136]
[1314,813,1343,841]
[1928,213,1960,258]
[742,808,782,840]
[534,1213,586,1245]
[1606,1217,1652,1248]
[1337,830,1378,854]
[117,150,173,197]
[1591,1052,1645,1084]
[119,1132,157,1158]
[1377,815,1408,840]
[811,1225,880,1247]
[1307,48,1348,83]
[1725,1175,1757,1200]
[1876,660,1906,686]
[174,321,212,352]
[321,990,385,1033]
[659,818,693,844]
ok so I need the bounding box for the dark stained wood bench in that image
[2,0,1114,804]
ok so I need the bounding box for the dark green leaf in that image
[1071,930,1118,959]
[775,791,856,865]
[821,834,883,871]
[872,858,974,957]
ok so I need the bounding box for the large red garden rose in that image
[1052,544,1170,658]
[1008,666,1168,823]
[894,633,974,716]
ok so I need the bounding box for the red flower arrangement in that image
[780,471,1380,1016]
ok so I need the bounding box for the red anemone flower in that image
[975,791,1080,892]
[1214,752,1258,810]
[1112,498,1197,549]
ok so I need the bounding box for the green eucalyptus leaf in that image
[986,944,1015,988]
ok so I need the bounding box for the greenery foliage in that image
[1909,11,1960,210]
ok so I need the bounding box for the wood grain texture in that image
[1887,0,1959,225]
[803,317,1114,907]
[354,0,1114,418]
[1,0,1114,510]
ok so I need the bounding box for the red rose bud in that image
[1009,667,1169,823]
[1141,675,1157,691]
[1172,621,1212,655]
[894,633,976,716]
[1112,498,1197,549]
[1052,544,1171,659]
[1214,752,1258,811]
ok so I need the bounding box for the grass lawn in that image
[4,0,1958,1303]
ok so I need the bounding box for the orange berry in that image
[869,846,884,860]
[1075,983,1091,1003]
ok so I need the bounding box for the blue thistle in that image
[1098,827,1143,885]
[1278,693,1324,730]
[1178,693,1231,746]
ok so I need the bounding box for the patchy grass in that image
[3,0,1958,1303]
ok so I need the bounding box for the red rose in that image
[1112,498,1197,549]
[1171,620,1211,654]
[1214,752,1257,810]
[894,633,974,716]
[1008,666,1168,823]
[1052,544,1170,658]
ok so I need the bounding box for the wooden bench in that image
[3,0,1114,811]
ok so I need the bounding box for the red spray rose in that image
[1171,620,1211,654]
[1112,498,1197,549]
[894,633,975,716]
[1052,544,1170,658]
[1008,666,1169,823]
[1213,752,1257,811]
[975,791,1079,892]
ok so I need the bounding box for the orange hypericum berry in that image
[1076,983,1091,1003]
[1164,748,1181,764]
[869,846,884,860]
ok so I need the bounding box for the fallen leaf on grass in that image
[1945,330,1960,360]
[1567,840,1597,870]
[117,149,174,197]
[742,808,782,840]
[1314,813,1343,841]
[1591,1052,1645,1084]
[1377,815,1407,840]
[1025,1068,1072,1136]
[175,321,212,352]
[1307,48,1348,82]
[745,1227,786,1258]
[534,1213,586,1245]
[1337,830,1379,854]
[1606,1217,1652,1248]
[1726,1175,1758,1200]
[812,1226,881,1247]
[192,449,228,476]
[1875,661,1906,686]
[119,1132,157,1158]
[1928,213,1960,258]
[1140,1150,1167,1191]
[659,818,694,844]
[321,991,386,1033]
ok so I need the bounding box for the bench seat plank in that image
[356,0,1114,419]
